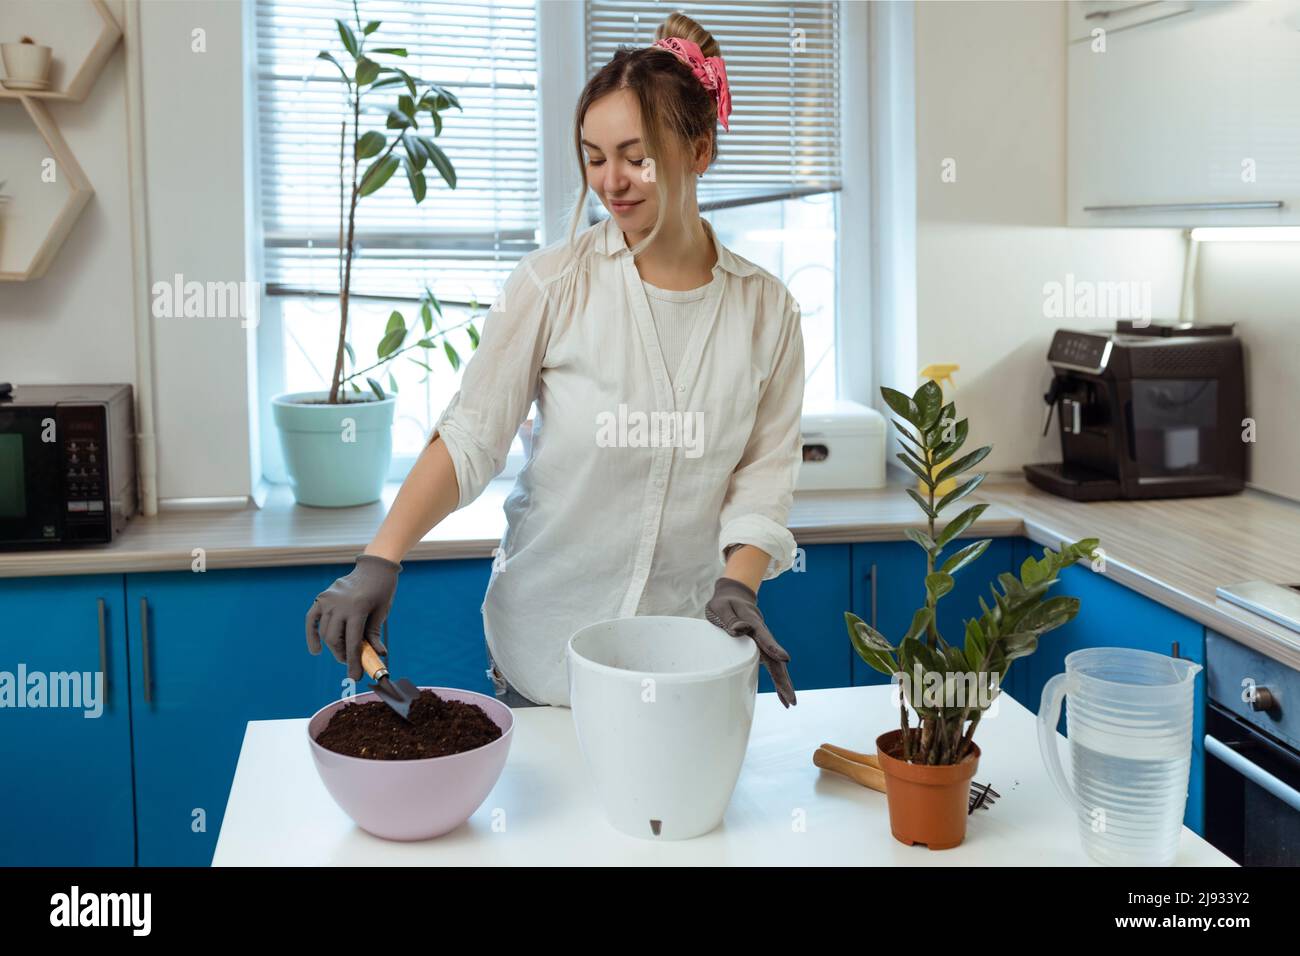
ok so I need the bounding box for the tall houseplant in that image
[845,380,1100,848]
[272,1,476,506]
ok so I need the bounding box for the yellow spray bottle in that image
[919,364,961,498]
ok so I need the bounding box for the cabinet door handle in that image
[140,597,153,704]
[870,563,878,628]
[1083,201,1285,213]
[1083,4,1191,32]
[97,598,110,699]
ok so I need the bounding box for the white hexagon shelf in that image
[0,0,122,281]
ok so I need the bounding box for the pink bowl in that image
[306,687,514,841]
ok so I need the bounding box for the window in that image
[252,0,539,476]
[585,0,843,406]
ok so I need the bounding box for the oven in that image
[1203,629,1300,866]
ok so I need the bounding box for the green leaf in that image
[913,379,943,431]
[385,310,405,336]
[335,18,359,58]
[906,488,936,519]
[935,472,987,513]
[467,323,479,348]
[902,607,933,643]
[386,110,411,130]
[366,377,385,400]
[416,338,437,349]
[892,419,927,455]
[387,371,399,395]
[343,341,355,365]
[377,329,405,358]
[420,301,433,333]
[925,572,955,602]
[408,356,434,373]
[1021,553,1049,586]
[427,83,462,110]
[931,418,969,465]
[881,386,920,427]
[316,51,350,84]
[404,155,427,203]
[359,155,400,196]
[404,132,428,171]
[851,617,894,653]
[444,341,461,371]
[421,138,456,188]
[355,130,385,159]
[935,445,992,485]
[362,20,382,35]
[940,538,990,576]
[896,451,933,488]
[424,286,443,316]
[349,381,361,393]
[397,94,416,121]
[355,56,380,87]
[905,527,936,552]
[372,47,408,56]
[934,503,989,549]
[845,612,895,675]
[1001,631,1039,662]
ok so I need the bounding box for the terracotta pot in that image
[875,728,981,850]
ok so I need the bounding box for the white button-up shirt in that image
[431,216,804,706]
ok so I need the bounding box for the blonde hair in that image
[566,12,723,256]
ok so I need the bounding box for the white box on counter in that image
[797,400,887,492]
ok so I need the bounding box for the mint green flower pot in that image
[272,391,396,507]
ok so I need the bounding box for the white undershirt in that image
[641,273,721,388]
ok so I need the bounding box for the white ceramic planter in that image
[567,615,759,840]
[271,391,396,507]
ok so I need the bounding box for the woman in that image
[306,13,804,709]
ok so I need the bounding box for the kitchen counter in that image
[5,474,1299,671]
[212,684,1234,866]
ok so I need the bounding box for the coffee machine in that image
[1023,322,1247,501]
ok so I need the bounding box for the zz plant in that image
[845,380,1100,766]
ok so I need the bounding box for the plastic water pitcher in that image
[1037,646,1201,866]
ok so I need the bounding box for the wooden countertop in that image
[5,475,1300,671]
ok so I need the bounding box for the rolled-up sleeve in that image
[717,284,805,579]
[430,254,551,510]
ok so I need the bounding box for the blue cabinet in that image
[125,565,347,866]
[0,575,135,866]
[849,538,1015,686]
[756,544,853,692]
[1009,538,1206,834]
[383,558,496,694]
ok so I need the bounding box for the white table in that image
[213,685,1234,866]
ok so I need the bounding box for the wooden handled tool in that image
[812,742,886,793]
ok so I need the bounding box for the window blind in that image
[253,0,539,302]
[585,0,842,211]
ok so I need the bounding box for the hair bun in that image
[654,11,721,59]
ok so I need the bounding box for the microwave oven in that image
[0,384,136,548]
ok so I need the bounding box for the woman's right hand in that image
[306,553,402,681]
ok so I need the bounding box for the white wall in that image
[914,0,1187,473]
[0,0,254,504]
[1195,242,1300,501]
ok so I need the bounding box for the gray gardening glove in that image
[306,553,401,682]
[705,576,797,708]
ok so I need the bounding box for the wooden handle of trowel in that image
[360,641,388,681]
[813,746,886,793]
[819,742,880,769]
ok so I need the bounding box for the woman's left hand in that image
[705,577,797,708]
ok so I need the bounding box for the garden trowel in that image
[360,640,421,723]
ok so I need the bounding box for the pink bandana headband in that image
[651,36,732,131]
